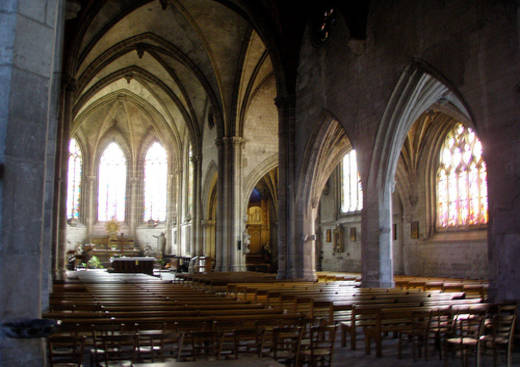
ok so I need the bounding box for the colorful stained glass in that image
[98,142,126,221]
[341,150,363,213]
[436,123,488,229]
[144,142,167,221]
[66,138,82,219]
[187,145,194,217]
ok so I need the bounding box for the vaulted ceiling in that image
[67,0,275,159]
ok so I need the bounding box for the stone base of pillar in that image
[54,269,67,281]
[361,280,395,288]
[301,270,317,281]
[231,265,246,272]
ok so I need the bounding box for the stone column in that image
[0,0,64,365]
[166,172,175,254]
[275,95,296,279]
[215,136,245,271]
[361,181,395,288]
[191,153,202,256]
[128,176,139,237]
[55,77,74,279]
[86,175,96,239]
[201,219,216,258]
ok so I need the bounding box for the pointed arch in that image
[362,61,473,287]
[243,153,278,210]
[98,141,127,222]
[292,110,352,280]
[66,137,84,220]
[202,160,218,220]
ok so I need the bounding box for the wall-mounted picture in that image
[349,227,357,242]
[410,221,419,239]
[326,229,332,243]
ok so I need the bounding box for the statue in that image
[242,227,251,254]
[153,232,166,257]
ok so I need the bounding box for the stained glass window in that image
[66,138,82,219]
[144,142,167,221]
[98,142,127,221]
[187,145,194,217]
[341,150,363,213]
[436,123,487,229]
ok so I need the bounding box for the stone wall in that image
[318,151,488,279]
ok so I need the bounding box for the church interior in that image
[1,0,519,366]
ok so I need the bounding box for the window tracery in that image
[436,123,487,229]
[144,142,167,222]
[341,150,363,213]
[98,142,127,221]
[66,138,82,220]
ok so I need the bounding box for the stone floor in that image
[331,335,520,366]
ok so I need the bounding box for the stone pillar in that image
[128,176,138,237]
[86,175,96,239]
[275,95,296,279]
[0,0,64,365]
[166,172,175,254]
[215,136,245,271]
[361,181,395,288]
[54,76,74,279]
[201,219,216,259]
[486,125,520,304]
[191,153,202,256]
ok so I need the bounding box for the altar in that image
[90,235,140,264]
[111,257,155,275]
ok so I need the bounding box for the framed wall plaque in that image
[410,221,419,239]
[349,227,357,241]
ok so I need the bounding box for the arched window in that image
[187,145,194,218]
[66,138,82,219]
[144,142,167,222]
[436,123,487,229]
[98,142,127,221]
[341,149,363,213]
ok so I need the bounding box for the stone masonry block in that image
[13,14,54,77]
[18,0,46,23]
[0,11,16,65]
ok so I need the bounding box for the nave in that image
[45,270,517,366]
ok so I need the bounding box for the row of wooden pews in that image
[45,271,308,366]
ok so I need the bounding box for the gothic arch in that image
[293,110,352,280]
[242,153,278,211]
[202,160,218,220]
[362,61,473,287]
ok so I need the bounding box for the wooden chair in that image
[397,311,429,361]
[233,321,265,357]
[297,324,337,367]
[98,332,136,367]
[479,307,516,367]
[261,326,303,367]
[443,312,486,367]
[89,323,125,367]
[134,322,165,362]
[47,335,85,367]
[424,306,452,360]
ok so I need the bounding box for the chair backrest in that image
[309,324,337,352]
[47,335,85,367]
[272,326,303,362]
[492,312,516,344]
[100,333,137,364]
